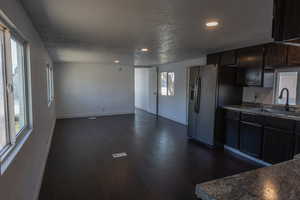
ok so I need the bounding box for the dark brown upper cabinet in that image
[220,51,237,66]
[207,53,220,65]
[273,0,300,41]
[287,45,300,65]
[237,46,265,87]
[265,43,288,68]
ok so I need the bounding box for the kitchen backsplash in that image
[243,87,274,104]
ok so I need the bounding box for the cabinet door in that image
[295,133,300,155]
[295,122,300,155]
[237,46,264,86]
[265,43,287,67]
[287,45,300,65]
[263,127,294,164]
[207,53,220,65]
[239,122,263,158]
[225,119,239,149]
[273,0,300,41]
[220,51,236,66]
[263,69,274,88]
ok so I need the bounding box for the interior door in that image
[188,66,200,138]
[148,67,158,115]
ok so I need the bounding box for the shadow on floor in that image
[39,110,260,200]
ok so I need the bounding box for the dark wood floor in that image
[39,110,260,200]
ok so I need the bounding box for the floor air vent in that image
[112,152,128,159]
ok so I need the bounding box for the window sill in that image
[0,128,33,175]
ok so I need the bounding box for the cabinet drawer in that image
[264,116,295,132]
[225,110,240,120]
[241,112,264,124]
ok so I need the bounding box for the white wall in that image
[0,1,56,200]
[158,57,206,125]
[135,68,150,111]
[55,62,135,118]
[243,87,273,104]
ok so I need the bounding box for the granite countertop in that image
[223,105,300,121]
[195,158,300,200]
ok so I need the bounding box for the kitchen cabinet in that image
[273,0,300,41]
[240,121,263,158]
[264,116,295,132]
[224,109,297,164]
[287,45,300,66]
[208,42,300,88]
[294,122,300,155]
[262,127,294,164]
[220,51,236,66]
[207,53,220,65]
[263,116,295,164]
[263,69,274,88]
[239,113,264,158]
[295,132,300,155]
[224,110,240,149]
[265,43,288,67]
[237,46,264,86]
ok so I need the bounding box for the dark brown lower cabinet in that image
[239,121,263,158]
[225,118,239,149]
[262,127,294,164]
[295,132,300,155]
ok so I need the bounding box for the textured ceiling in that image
[20,0,274,66]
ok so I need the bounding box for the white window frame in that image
[46,64,54,106]
[0,15,32,175]
[274,67,300,105]
[160,72,175,97]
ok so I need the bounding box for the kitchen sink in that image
[261,108,300,117]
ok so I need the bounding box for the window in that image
[275,69,300,105]
[46,64,54,105]
[0,20,32,174]
[160,72,175,96]
[11,38,27,134]
[0,30,7,151]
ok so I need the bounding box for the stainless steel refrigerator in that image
[188,65,242,147]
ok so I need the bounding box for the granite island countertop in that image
[195,157,300,200]
[223,105,300,121]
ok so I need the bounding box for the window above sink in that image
[275,68,300,106]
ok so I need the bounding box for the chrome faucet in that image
[278,88,290,111]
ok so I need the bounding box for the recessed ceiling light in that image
[141,48,149,52]
[114,60,120,64]
[206,21,219,27]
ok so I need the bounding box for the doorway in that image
[134,67,158,115]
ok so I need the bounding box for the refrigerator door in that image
[196,65,218,146]
[188,66,200,138]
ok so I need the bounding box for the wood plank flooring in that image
[39,110,260,200]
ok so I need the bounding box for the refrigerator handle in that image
[194,76,201,114]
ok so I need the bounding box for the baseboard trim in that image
[34,119,56,200]
[57,111,134,119]
[224,145,271,167]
